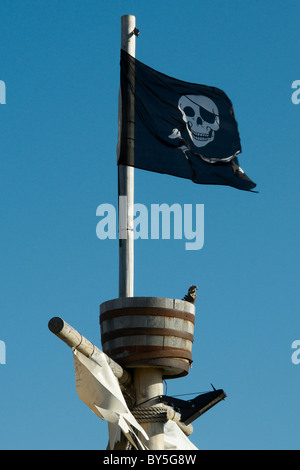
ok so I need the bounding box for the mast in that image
[118,15,136,298]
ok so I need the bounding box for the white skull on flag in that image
[178,95,220,148]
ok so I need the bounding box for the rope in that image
[132,405,170,423]
[132,404,193,436]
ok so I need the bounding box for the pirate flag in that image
[117,50,256,191]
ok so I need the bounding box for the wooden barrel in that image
[99,297,195,379]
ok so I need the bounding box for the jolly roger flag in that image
[117,50,256,191]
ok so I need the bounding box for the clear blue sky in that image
[1,0,299,450]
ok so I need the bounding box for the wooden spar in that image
[134,368,165,450]
[48,316,131,387]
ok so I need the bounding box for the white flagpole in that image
[119,15,136,298]
[118,16,165,451]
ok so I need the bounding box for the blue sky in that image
[1,0,300,450]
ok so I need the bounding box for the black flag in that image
[118,50,256,191]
